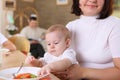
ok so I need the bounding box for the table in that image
[0,50,60,80]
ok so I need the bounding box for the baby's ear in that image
[66,39,71,47]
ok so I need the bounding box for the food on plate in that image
[13,73,51,80]
[13,73,37,79]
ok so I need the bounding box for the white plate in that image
[0,67,41,80]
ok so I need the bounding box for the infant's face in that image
[45,31,70,56]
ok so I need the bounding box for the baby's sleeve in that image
[62,48,78,64]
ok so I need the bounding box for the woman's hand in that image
[38,65,51,76]
[52,64,85,80]
[66,64,85,80]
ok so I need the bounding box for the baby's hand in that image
[25,55,36,64]
[38,65,51,76]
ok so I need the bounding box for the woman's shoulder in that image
[103,16,120,31]
[105,16,120,23]
[67,18,80,24]
[66,18,80,28]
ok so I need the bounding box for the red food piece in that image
[14,73,31,79]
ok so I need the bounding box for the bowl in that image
[0,67,41,80]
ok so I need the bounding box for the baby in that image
[25,24,78,76]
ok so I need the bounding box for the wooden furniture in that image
[0,51,60,80]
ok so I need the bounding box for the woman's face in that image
[79,0,104,16]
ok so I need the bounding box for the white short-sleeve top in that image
[66,15,120,69]
[0,33,7,45]
[39,48,78,65]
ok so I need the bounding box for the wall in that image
[14,0,36,32]
[14,0,78,31]
[34,0,78,29]
[1,0,120,34]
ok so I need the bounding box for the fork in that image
[12,62,24,78]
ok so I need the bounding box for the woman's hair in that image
[71,0,114,19]
[46,24,71,40]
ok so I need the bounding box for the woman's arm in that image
[2,40,16,51]
[67,58,120,80]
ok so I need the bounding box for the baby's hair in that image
[46,24,71,40]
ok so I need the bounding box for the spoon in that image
[12,62,24,78]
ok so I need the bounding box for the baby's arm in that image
[25,55,43,67]
[38,49,77,75]
[48,58,72,71]
[38,58,72,75]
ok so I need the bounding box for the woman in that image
[58,0,120,80]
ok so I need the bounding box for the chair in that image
[8,35,30,55]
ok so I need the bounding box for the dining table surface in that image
[0,50,60,80]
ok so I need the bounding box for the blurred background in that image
[0,0,120,36]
